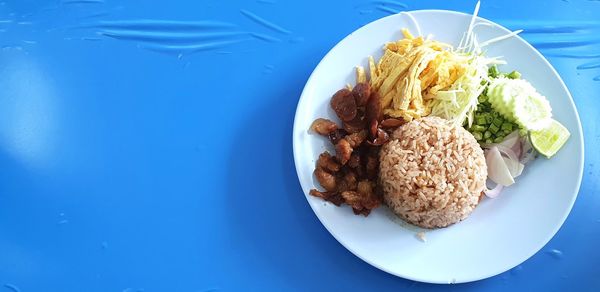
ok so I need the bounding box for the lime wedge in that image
[529,119,570,158]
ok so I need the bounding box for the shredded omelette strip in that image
[355,29,469,122]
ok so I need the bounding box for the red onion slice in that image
[485,146,515,186]
[493,144,519,176]
[484,182,504,198]
[498,130,520,148]
[520,137,537,164]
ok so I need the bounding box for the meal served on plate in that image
[307,12,571,228]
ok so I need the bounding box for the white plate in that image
[292,9,584,284]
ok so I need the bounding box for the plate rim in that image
[292,8,584,284]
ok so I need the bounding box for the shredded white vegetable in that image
[457,0,481,54]
[480,29,524,48]
[401,11,422,38]
[430,54,492,127]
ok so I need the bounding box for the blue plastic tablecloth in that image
[0,0,598,291]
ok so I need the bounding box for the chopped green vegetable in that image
[467,90,520,144]
[492,117,504,127]
[488,65,500,78]
[501,122,513,132]
[471,125,486,132]
[476,116,486,125]
[507,70,521,79]
[489,123,500,134]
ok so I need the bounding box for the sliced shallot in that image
[502,157,524,178]
[484,182,504,198]
[494,144,519,176]
[520,137,537,164]
[497,130,522,157]
[485,146,515,186]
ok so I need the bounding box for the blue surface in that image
[0,0,598,291]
